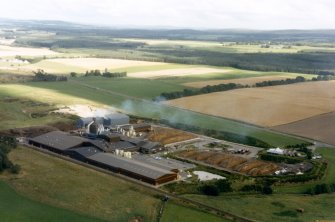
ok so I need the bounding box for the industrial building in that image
[28,131,90,154]
[76,113,130,130]
[28,130,176,185]
[87,153,177,185]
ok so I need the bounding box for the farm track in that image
[23,143,255,222]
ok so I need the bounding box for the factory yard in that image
[273,112,335,145]
[166,81,335,127]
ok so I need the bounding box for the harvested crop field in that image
[272,112,335,145]
[178,150,278,176]
[26,58,164,73]
[0,45,58,57]
[148,127,197,145]
[128,67,227,78]
[166,81,335,127]
[183,75,305,88]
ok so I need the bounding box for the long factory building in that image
[28,131,177,185]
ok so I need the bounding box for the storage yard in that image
[178,150,279,176]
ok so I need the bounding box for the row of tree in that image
[255,76,306,87]
[33,69,67,82]
[305,183,335,195]
[159,83,246,100]
[83,69,127,78]
[259,153,303,164]
[199,179,232,196]
[159,74,335,101]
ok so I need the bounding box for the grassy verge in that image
[183,193,335,222]
[161,202,228,222]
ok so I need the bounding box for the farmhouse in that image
[87,153,177,185]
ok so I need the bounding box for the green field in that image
[0,82,307,147]
[3,147,160,221]
[0,181,106,222]
[184,193,335,222]
[161,202,227,222]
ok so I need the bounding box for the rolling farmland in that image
[273,112,335,145]
[166,81,335,127]
[183,74,315,88]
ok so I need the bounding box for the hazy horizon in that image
[0,0,334,30]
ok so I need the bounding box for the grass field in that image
[0,181,106,222]
[0,82,307,147]
[161,202,227,222]
[3,147,160,221]
[184,193,335,222]
[166,81,335,127]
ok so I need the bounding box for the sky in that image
[0,0,334,30]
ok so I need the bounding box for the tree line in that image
[0,136,20,174]
[158,83,246,100]
[33,69,67,82]
[159,75,335,100]
[82,69,127,78]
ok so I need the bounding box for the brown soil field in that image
[129,67,227,78]
[148,127,196,145]
[272,112,335,145]
[183,75,295,88]
[166,81,335,127]
[178,150,278,176]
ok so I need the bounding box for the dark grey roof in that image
[68,146,102,157]
[88,153,176,180]
[141,141,161,150]
[110,141,137,150]
[120,136,146,146]
[87,139,111,152]
[29,131,87,150]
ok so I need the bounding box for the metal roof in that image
[88,153,176,180]
[120,136,146,146]
[110,141,137,150]
[68,146,102,157]
[29,131,87,150]
[141,141,161,150]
